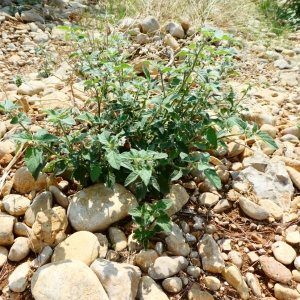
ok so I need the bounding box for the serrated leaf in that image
[156,215,172,232]
[105,171,115,188]
[204,168,222,189]
[156,199,173,210]
[129,207,142,218]
[256,131,278,150]
[98,131,111,146]
[136,181,147,202]
[124,172,139,186]
[138,166,152,186]
[169,169,183,182]
[227,116,248,131]
[33,129,58,142]
[60,116,76,125]
[11,132,32,143]
[25,147,45,181]
[106,150,121,170]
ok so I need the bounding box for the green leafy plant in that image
[4,27,277,201]
[129,199,173,249]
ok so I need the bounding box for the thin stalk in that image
[58,121,73,153]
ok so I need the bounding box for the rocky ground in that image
[1,1,300,300]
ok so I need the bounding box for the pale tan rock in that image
[135,249,158,272]
[204,276,221,291]
[260,124,278,138]
[2,194,30,216]
[164,34,179,51]
[245,272,261,297]
[272,155,300,172]
[0,212,16,246]
[198,234,225,273]
[8,262,31,292]
[29,206,67,253]
[13,167,48,194]
[52,231,99,266]
[0,246,8,267]
[137,276,168,300]
[286,166,300,190]
[162,277,182,293]
[31,259,109,300]
[13,222,32,237]
[274,283,300,300]
[292,270,300,282]
[272,241,296,265]
[199,192,219,207]
[165,184,189,216]
[286,231,300,244]
[40,91,70,109]
[227,141,245,157]
[258,199,283,220]
[221,265,249,300]
[108,227,127,251]
[18,80,45,96]
[8,237,30,262]
[68,183,138,232]
[91,258,141,300]
[187,283,214,300]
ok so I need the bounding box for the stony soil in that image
[1,1,300,300]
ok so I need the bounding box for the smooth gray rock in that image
[148,256,188,280]
[137,276,168,300]
[141,16,160,33]
[8,262,31,292]
[0,212,16,246]
[8,237,30,261]
[238,197,269,221]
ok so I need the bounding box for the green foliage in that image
[3,26,278,243]
[129,199,173,249]
[259,0,300,33]
[35,43,56,78]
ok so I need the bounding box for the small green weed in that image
[129,199,173,249]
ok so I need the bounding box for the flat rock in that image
[199,192,219,207]
[2,194,30,216]
[272,241,296,264]
[259,256,292,284]
[31,259,108,300]
[31,245,53,268]
[0,212,16,246]
[245,272,261,297]
[239,197,269,220]
[198,234,225,273]
[90,258,141,300]
[204,276,221,291]
[52,231,99,266]
[236,159,294,211]
[165,224,190,256]
[148,256,188,280]
[253,88,286,104]
[67,183,138,232]
[136,276,168,300]
[18,80,45,96]
[258,199,283,220]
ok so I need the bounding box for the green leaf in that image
[202,127,217,147]
[169,169,183,182]
[0,100,21,112]
[106,150,121,170]
[73,166,87,186]
[54,160,68,175]
[90,164,102,182]
[98,131,111,146]
[60,116,76,126]
[25,147,45,181]
[129,207,142,218]
[255,131,278,150]
[33,129,58,142]
[204,168,222,189]
[138,166,152,186]
[156,199,173,210]
[142,65,151,81]
[136,181,147,201]
[227,116,248,131]
[124,172,139,186]
[11,132,32,143]
[105,171,115,188]
[156,215,172,232]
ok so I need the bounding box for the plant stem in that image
[58,121,73,153]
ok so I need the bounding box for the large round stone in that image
[31,259,109,300]
[67,183,138,232]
